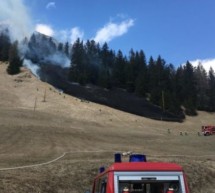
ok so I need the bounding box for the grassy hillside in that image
[0,62,214,193]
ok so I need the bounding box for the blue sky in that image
[1,0,215,69]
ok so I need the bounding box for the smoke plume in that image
[23,59,40,78]
[45,53,70,68]
[0,0,71,78]
[0,0,33,41]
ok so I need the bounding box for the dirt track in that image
[0,63,214,193]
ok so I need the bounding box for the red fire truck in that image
[90,154,189,193]
[202,125,215,136]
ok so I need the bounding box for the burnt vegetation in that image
[1,29,215,120]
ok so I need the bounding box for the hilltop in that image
[0,62,214,193]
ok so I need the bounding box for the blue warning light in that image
[114,153,122,163]
[99,166,105,173]
[129,154,147,162]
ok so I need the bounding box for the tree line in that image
[69,38,215,115]
[1,32,215,116]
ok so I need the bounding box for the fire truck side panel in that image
[183,174,190,193]
[108,172,115,193]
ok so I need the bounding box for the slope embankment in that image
[0,62,214,193]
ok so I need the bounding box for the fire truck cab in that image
[202,125,215,136]
[91,154,189,193]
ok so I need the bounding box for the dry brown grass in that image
[0,62,214,193]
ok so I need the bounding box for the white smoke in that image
[45,53,70,68]
[23,59,40,78]
[0,0,71,73]
[70,27,84,44]
[0,0,33,41]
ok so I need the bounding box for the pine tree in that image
[162,64,182,115]
[98,43,112,88]
[147,56,156,92]
[182,61,197,115]
[7,41,22,75]
[85,40,100,84]
[112,50,127,88]
[135,50,148,96]
[148,56,166,106]
[194,63,209,110]
[64,42,69,57]
[0,30,11,61]
[69,38,88,85]
[125,49,135,92]
[208,67,215,111]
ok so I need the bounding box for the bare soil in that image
[0,62,214,193]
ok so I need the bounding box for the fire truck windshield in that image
[119,180,180,193]
[115,172,184,193]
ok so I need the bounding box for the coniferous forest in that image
[1,31,215,118]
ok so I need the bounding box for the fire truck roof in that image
[106,162,183,172]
